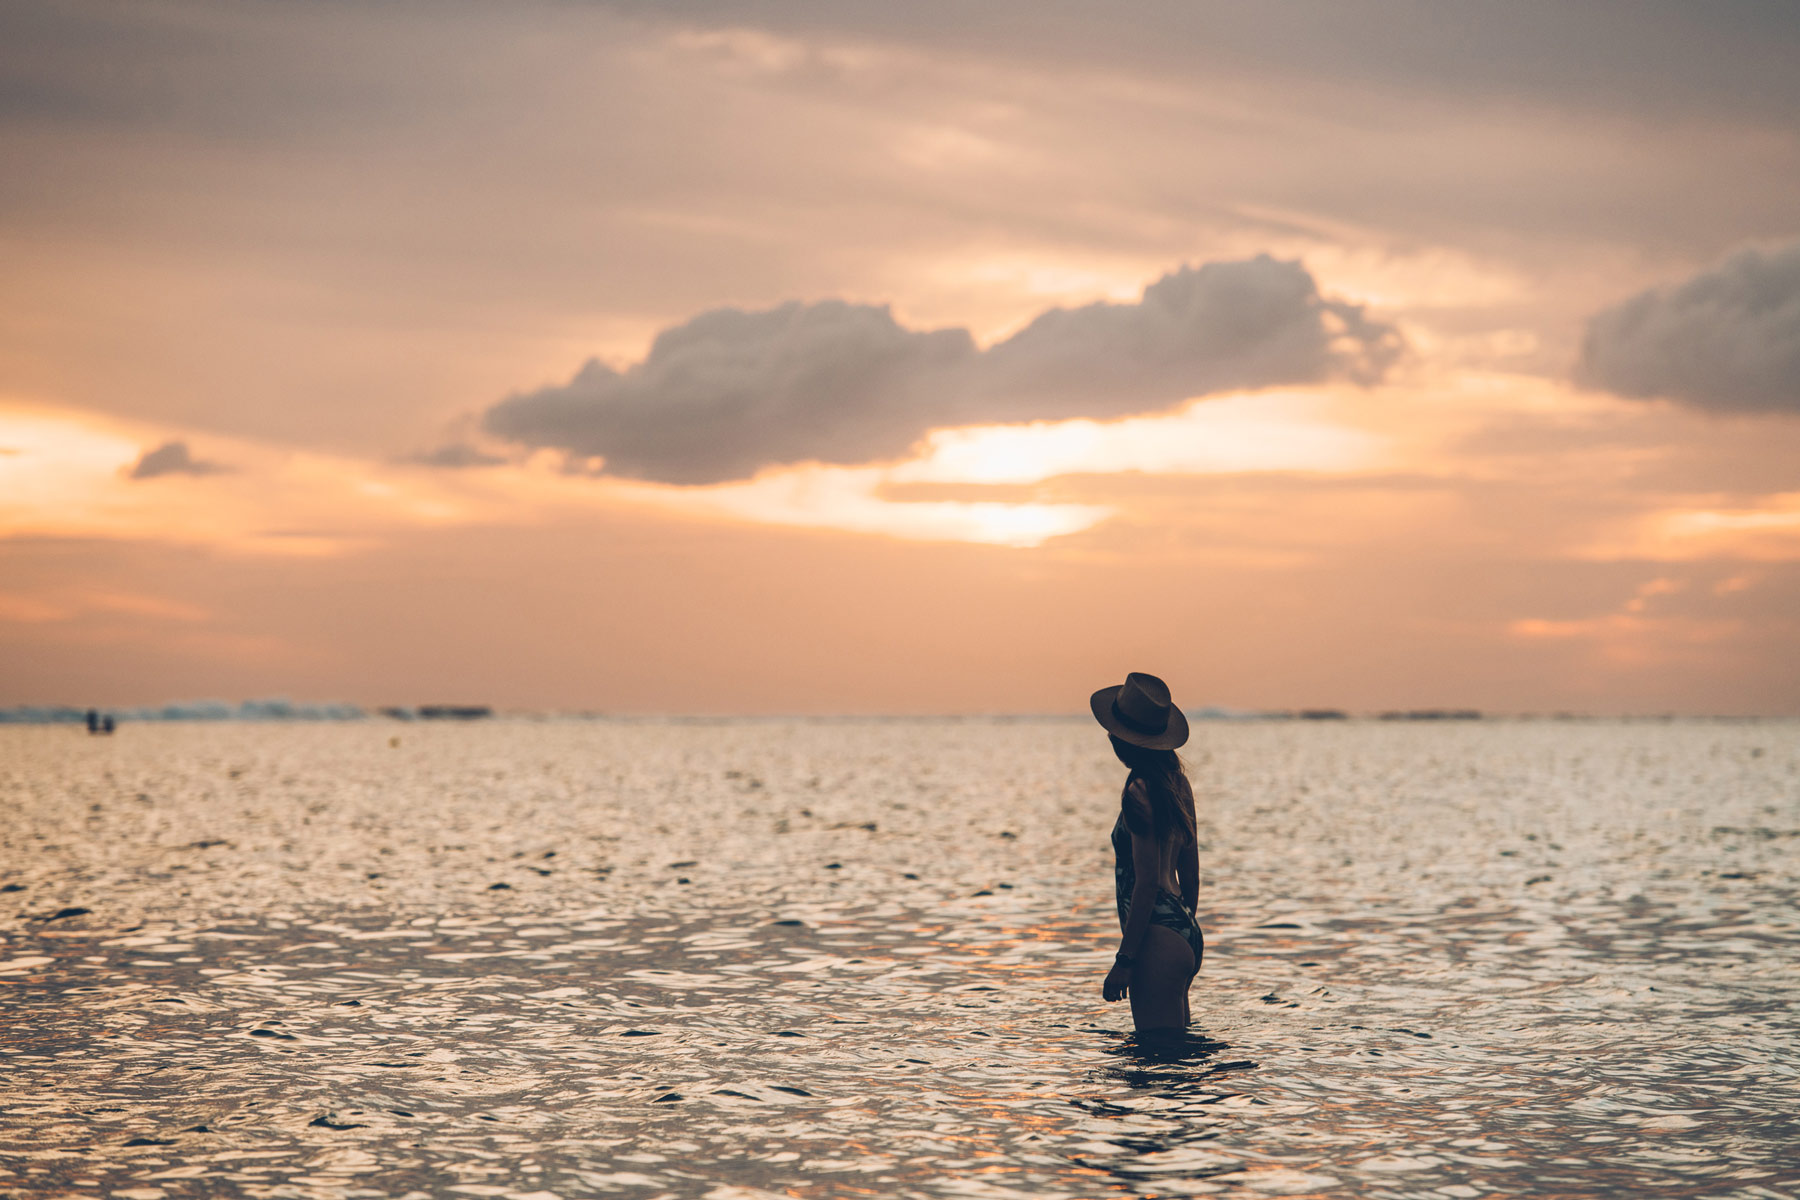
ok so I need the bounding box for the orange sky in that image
[2,2,1798,714]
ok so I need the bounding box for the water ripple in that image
[2,719,1796,1198]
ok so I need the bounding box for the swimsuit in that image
[1112,811,1204,975]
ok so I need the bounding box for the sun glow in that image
[0,385,1400,557]
[611,466,1111,548]
[1581,495,1800,563]
[0,402,487,555]
[894,389,1383,485]
[610,387,1390,546]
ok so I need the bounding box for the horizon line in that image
[1,702,1794,724]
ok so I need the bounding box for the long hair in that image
[1109,735,1196,846]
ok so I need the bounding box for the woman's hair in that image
[1109,734,1196,845]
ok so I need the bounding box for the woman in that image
[1092,672,1203,1032]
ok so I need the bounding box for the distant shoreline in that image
[1,706,1792,725]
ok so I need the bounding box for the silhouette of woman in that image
[1091,672,1203,1031]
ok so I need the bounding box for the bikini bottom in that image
[1121,890,1205,976]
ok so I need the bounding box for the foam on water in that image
[2,719,1796,1198]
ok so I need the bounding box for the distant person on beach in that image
[1092,672,1203,1031]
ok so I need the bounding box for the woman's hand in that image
[1103,958,1132,1003]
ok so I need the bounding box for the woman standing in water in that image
[1092,672,1203,1031]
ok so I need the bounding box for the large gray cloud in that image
[482,256,1402,484]
[127,441,227,480]
[1579,242,1800,414]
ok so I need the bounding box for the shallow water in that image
[2,718,1797,1199]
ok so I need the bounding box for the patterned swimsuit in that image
[1111,799,1205,975]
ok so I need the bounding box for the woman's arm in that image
[1124,826,1163,951]
[1178,838,1199,913]
[1103,782,1160,1002]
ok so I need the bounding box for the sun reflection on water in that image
[1,718,1796,1197]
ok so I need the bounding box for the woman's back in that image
[1111,775,1187,900]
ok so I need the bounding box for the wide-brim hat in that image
[1090,671,1189,750]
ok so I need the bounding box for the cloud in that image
[482,256,1401,483]
[1579,242,1800,414]
[127,441,228,480]
[604,2,1800,126]
[408,443,507,469]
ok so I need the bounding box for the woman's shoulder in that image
[1120,777,1153,835]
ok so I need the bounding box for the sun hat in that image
[1090,671,1189,750]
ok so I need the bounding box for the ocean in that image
[2,718,1796,1198]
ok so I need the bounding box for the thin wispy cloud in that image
[407,443,507,469]
[126,441,228,480]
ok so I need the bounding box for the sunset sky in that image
[3,1,1798,714]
